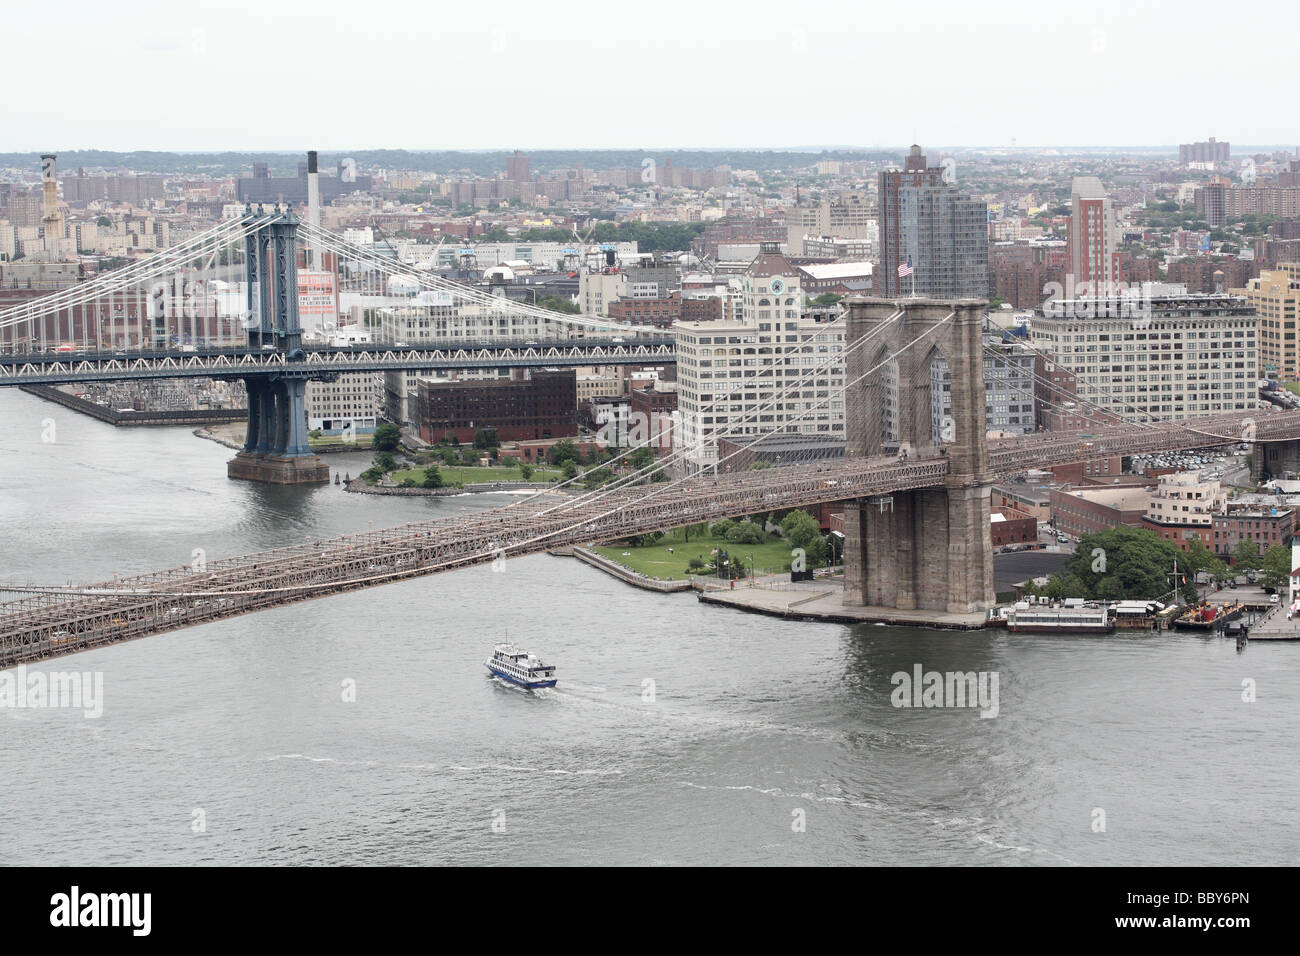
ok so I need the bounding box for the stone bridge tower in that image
[841,297,995,614]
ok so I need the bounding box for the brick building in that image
[1140,472,1225,552]
[416,370,576,444]
[990,507,1037,547]
[629,382,678,455]
[606,291,681,328]
[1048,458,1125,483]
[1166,257,1258,294]
[1213,507,1295,561]
[1051,486,1151,539]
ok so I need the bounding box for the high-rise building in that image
[506,150,530,182]
[1234,265,1300,380]
[877,145,988,298]
[1066,176,1121,292]
[930,335,1037,441]
[6,189,43,228]
[672,243,845,473]
[1179,138,1230,165]
[1032,295,1258,421]
[785,190,876,256]
[1195,180,1300,227]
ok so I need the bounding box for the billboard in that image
[298,270,338,331]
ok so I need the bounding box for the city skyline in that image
[2,0,1294,152]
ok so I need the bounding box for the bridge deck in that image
[2,408,1296,665]
[0,340,676,385]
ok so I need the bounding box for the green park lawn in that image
[1284,381,1300,395]
[593,527,801,581]
[391,464,562,486]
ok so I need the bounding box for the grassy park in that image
[390,464,562,486]
[592,527,803,581]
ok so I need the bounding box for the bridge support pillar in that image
[228,374,329,485]
[1257,439,1300,483]
[841,296,995,616]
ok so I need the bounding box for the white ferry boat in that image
[485,643,558,689]
[1005,601,1113,634]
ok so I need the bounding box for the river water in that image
[0,387,1296,866]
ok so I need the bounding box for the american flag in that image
[897,260,913,278]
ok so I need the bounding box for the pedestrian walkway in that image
[698,580,988,629]
[1245,605,1300,641]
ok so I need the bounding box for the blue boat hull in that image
[486,664,557,690]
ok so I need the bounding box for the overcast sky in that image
[3,0,1293,152]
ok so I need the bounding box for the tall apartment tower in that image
[507,150,530,182]
[1179,138,1230,165]
[1066,176,1121,293]
[877,145,988,298]
[40,154,64,259]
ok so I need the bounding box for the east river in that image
[0,388,1296,865]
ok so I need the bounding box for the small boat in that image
[485,643,557,689]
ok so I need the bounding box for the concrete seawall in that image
[343,478,570,497]
[571,547,696,593]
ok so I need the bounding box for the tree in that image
[422,464,444,488]
[725,521,766,545]
[519,464,534,480]
[683,522,709,543]
[710,518,735,538]
[1258,543,1291,592]
[780,510,822,550]
[373,422,402,451]
[812,292,842,307]
[540,296,580,314]
[372,451,397,474]
[1038,526,1195,603]
[802,536,829,569]
[627,446,655,471]
[561,461,578,481]
[473,427,499,449]
[548,439,579,465]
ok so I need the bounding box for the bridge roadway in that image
[3,407,1297,665]
[0,338,676,386]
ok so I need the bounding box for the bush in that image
[710,518,735,537]
[688,557,705,570]
[725,521,766,545]
[399,477,417,488]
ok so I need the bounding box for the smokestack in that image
[306,150,321,269]
[40,153,63,258]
